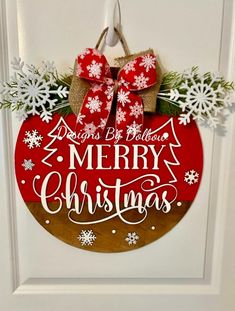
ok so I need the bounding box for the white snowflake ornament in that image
[177,74,224,128]
[0,58,68,123]
[16,108,28,121]
[158,68,235,129]
[41,61,56,75]
[11,57,24,73]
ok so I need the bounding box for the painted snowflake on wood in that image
[23,130,43,149]
[78,230,96,246]
[184,169,199,185]
[22,159,35,170]
[125,232,139,245]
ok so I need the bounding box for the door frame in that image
[0,0,235,307]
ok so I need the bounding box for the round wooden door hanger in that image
[15,113,203,252]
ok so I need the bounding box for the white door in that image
[0,0,235,310]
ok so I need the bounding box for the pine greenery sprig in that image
[156,70,187,116]
[56,104,72,116]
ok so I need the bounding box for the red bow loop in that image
[118,53,157,91]
[77,48,112,83]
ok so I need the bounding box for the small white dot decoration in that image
[96,185,101,192]
[177,202,182,207]
[112,230,116,234]
[163,132,169,139]
[45,220,50,224]
[57,156,63,162]
[21,180,25,184]
[151,226,156,230]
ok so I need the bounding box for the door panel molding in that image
[0,0,20,293]
[0,0,234,305]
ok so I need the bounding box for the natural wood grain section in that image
[26,201,191,253]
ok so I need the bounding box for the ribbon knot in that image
[75,48,157,137]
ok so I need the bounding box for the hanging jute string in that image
[95,27,131,56]
[69,27,162,115]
